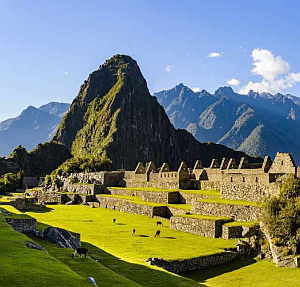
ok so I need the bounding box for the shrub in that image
[0,172,22,194]
[262,176,300,252]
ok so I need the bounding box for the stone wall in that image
[148,251,238,273]
[200,181,220,191]
[222,225,243,239]
[70,171,125,186]
[6,218,37,233]
[192,201,261,222]
[141,191,180,204]
[220,182,269,202]
[170,216,231,238]
[63,182,102,195]
[96,196,169,218]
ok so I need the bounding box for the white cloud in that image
[208,52,221,58]
[192,87,201,92]
[239,49,300,94]
[227,78,240,86]
[64,71,69,76]
[251,48,289,80]
[165,65,172,72]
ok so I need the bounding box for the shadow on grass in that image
[137,234,149,237]
[161,236,176,239]
[181,257,257,283]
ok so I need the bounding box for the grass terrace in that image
[198,198,263,207]
[99,194,192,210]
[23,205,236,261]
[224,221,259,227]
[176,214,232,221]
[108,186,220,197]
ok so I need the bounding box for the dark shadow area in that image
[115,222,126,226]
[138,234,149,237]
[181,257,257,283]
[160,236,176,239]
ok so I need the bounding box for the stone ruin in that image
[24,152,300,270]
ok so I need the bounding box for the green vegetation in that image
[198,197,263,207]
[99,194,192,210]
[184,258,300,287]
[262,176,300,252]
[0,210,90,287]
[24,205,236,261]
[0,172,22,194]
[224,221,258,227]
[176,214,231,221]
[109,186,220,197]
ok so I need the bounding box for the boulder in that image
[43,227,80,249]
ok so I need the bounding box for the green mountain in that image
[53,55,254,169]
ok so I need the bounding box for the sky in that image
[1,0,300,121]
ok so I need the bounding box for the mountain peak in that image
[215,86,234,95]
[54,55,250,169]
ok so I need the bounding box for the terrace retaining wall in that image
[192,201,261,222]
[148,251,238,273]
[96,196,169,218]
[170,216,232,238]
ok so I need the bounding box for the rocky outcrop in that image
[53,55,255,170]
[43,227,80,249]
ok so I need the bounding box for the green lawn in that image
[0,210,90,287]
[183,258,300,287]
[24,205,235,261]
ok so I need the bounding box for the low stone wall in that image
[63,183,102,195]
[178,192,213,204]
[170,216,231,238]
[200,181,220,191]
[192,201,261,222]
[167,207,190,217]
[148,251,238,273]
[107,188,141,197]
[140,191,180,204]
[6,218,37,233]
[96,196,169,218]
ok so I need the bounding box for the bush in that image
[262,176,300,252]
[0,172,22,194]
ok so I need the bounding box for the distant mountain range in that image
[155,84,300,163]
[1,80,300,164]
[0,102,70,156]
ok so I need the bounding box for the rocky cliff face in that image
[54,55,256,170]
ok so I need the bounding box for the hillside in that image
[53,55,255,170]
[0,102,69,156]
[155,84,300,162]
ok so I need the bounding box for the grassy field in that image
[2,202,300,287]
[184,258,300,287]
[0,210,91,287]
[24,205,236,261]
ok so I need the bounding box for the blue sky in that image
[1,0,300,121]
